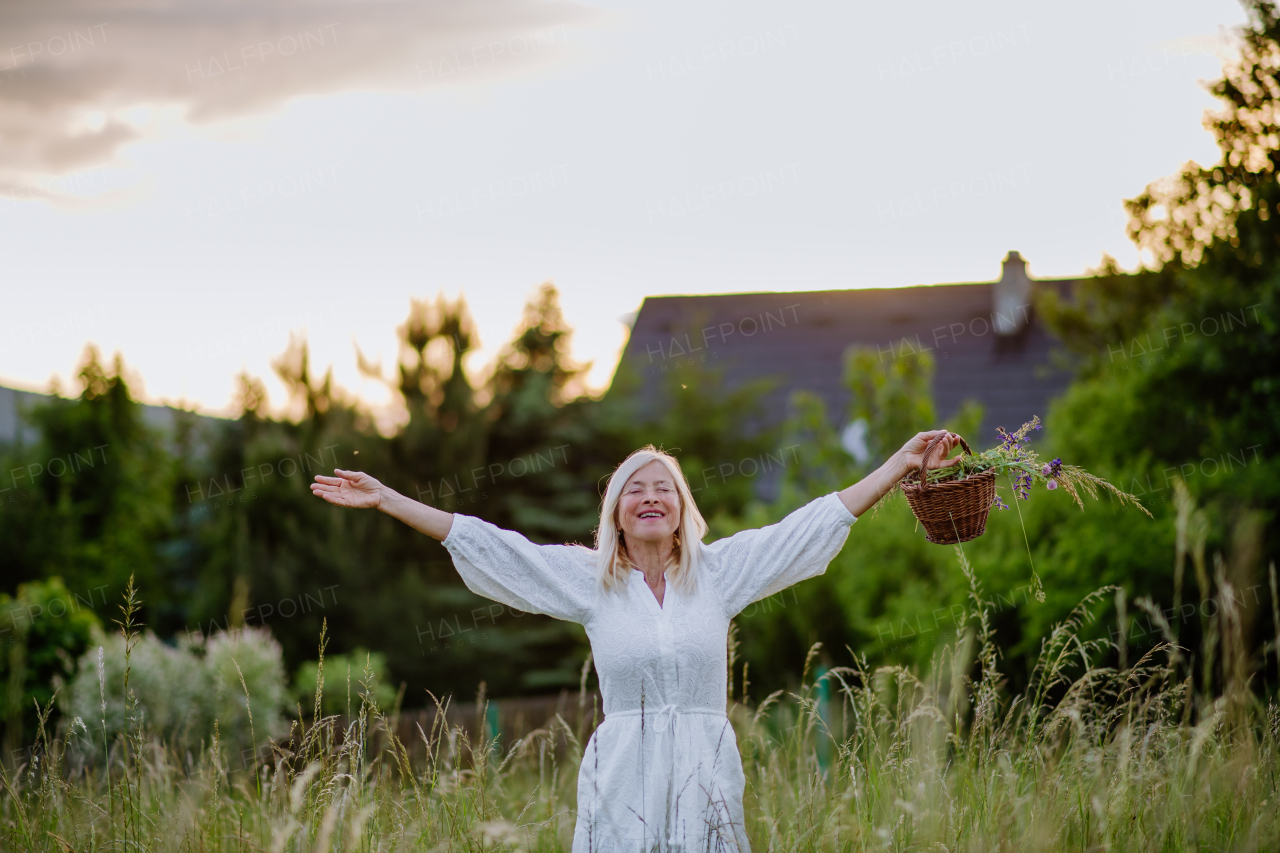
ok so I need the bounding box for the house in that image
[614,252,1078,457]
[0,383,190,446]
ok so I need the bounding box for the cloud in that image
[0,0,602,200]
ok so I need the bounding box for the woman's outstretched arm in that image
[837,430,961,518]
[314,469,595,622]
[311,469,454,540]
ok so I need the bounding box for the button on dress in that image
[441,492,857,852]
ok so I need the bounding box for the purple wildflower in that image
[1015,470,1036,499]
[1046,480,1058,491]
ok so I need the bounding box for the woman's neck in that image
[627,536,674,587]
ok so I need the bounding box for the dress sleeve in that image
[701,492,856,619]
[441,514,598,625]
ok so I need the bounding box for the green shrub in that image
[0,577,101,754]
[292,648,397,717]
[64,626,288,757]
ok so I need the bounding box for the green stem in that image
[1008,473,1045,602]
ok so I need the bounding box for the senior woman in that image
[311,430,960,852]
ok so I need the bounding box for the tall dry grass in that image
[3,503,1278,852]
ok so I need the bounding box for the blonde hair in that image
[595,445,707,596]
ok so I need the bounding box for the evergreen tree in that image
[0,347,178,616]
[1029,0,1278,687]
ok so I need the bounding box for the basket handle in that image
[917,432,971,490]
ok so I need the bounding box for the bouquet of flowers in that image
[896,416,1150,601]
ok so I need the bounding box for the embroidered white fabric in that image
[442,491,857,852]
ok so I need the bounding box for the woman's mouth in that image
[638,510,664,519]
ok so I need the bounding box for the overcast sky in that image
[0,0,1247,418]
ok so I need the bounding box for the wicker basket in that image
[900,433,996,544]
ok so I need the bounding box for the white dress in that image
[441,492,857,852]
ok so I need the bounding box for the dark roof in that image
[614,278,1078,445]
[0,383,213,446]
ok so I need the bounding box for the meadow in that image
[4,519,1277,853]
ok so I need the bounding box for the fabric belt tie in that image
[605,705,726,734]
[654,703,677,734]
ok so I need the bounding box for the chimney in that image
[993,250,1031,335]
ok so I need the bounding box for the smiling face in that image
[616,459,682,546]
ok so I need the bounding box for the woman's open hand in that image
[311,469,384,509]
[312,469,454,539]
